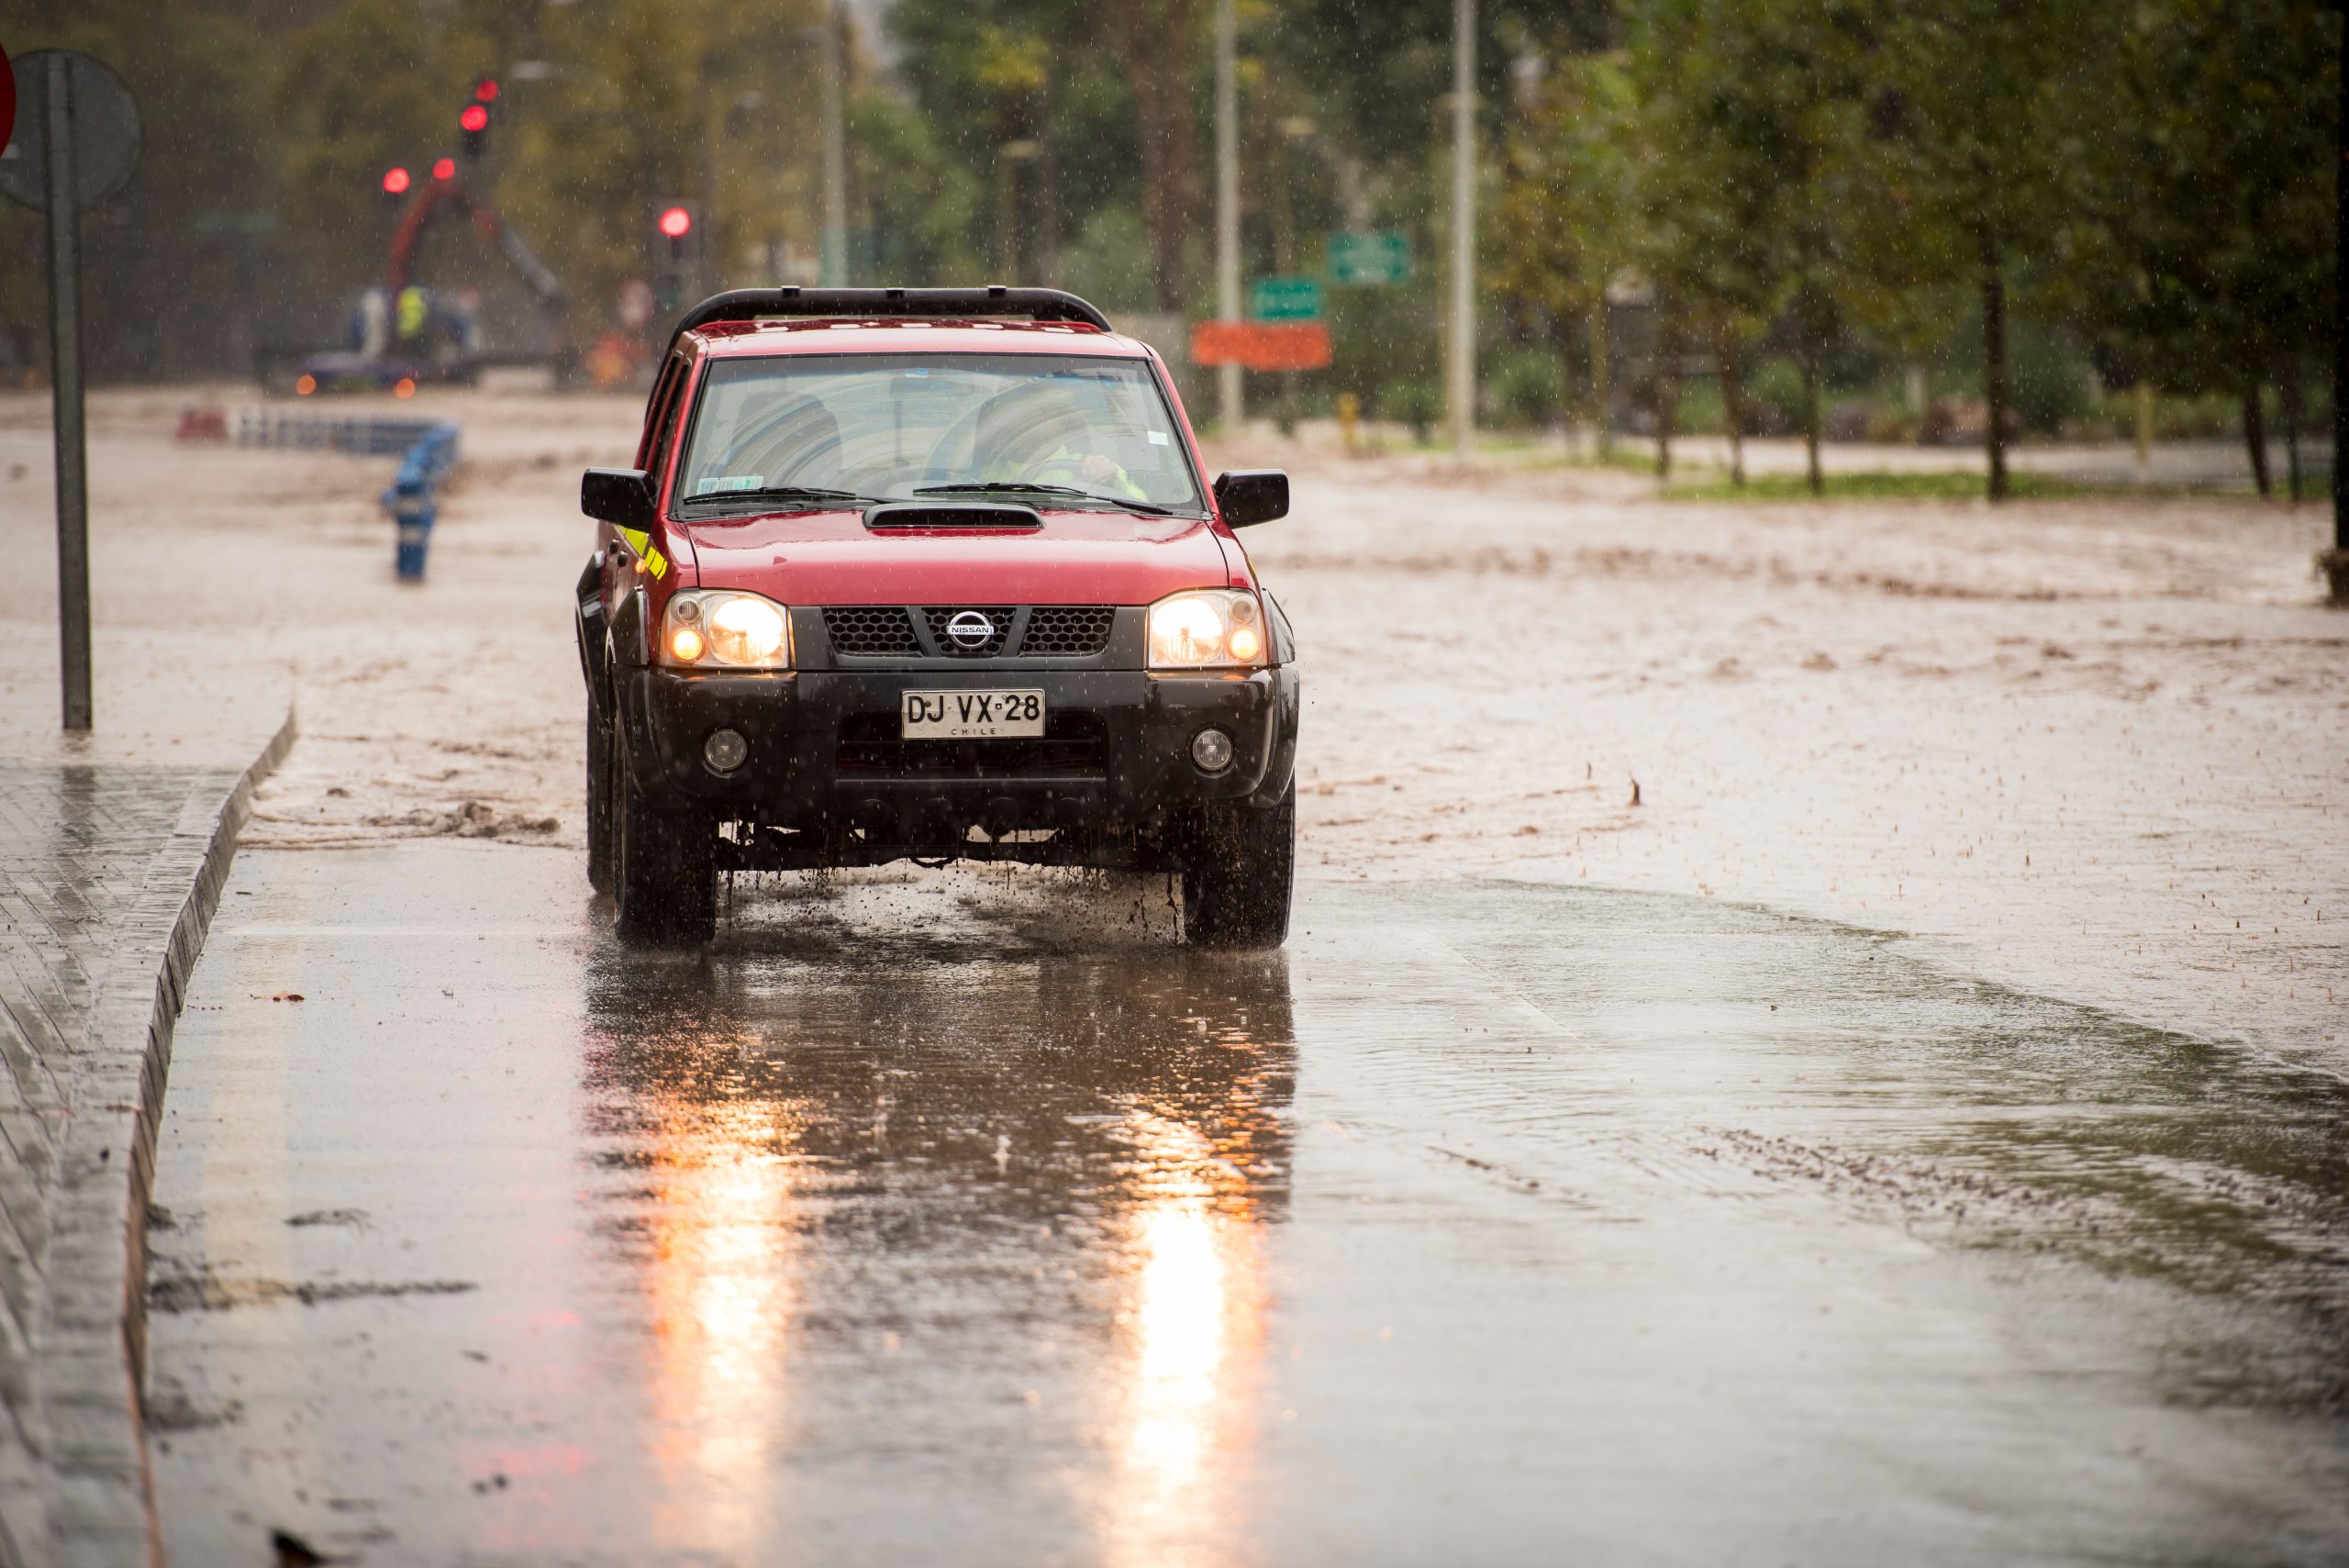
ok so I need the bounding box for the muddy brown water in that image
[149,843,2346,1565]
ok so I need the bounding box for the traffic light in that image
[459,101,491,159]
[473,77,500,105]
[653,200,702,310]
[431,156,458,183]
[381,165,412,205]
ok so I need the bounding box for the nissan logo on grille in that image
[946,611,996,648]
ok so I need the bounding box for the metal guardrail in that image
[378,422,461,581]
[230,406,448,456]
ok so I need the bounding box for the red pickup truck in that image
[575,288,1299,947]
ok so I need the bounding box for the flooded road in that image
[149,844,2346,1565]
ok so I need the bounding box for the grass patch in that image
[1664,469,2098,502]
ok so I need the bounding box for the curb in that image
[30,707,295,1568]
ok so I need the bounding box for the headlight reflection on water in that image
[1105,1111,1269,1568]
[646,1095,797,1555]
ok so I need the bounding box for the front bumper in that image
[612,663,1298,844]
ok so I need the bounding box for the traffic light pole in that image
[44,53,92,730]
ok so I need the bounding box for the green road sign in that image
[1250,275,1323,321]
[1328,230,1410,286]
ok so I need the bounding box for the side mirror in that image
[1213,469,1288,528]
[582,467,658,529]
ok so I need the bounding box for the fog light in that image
[703,728,748,773]
[1190,728,1234,773]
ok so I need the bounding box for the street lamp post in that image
[819,0,847,287]
[1447,0,1476,463]
[998,139,1040,281]
[1215,0,1241,433]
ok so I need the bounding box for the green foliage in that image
[271,0,495,296]
[1486,346,1567,428]
[1282,1,1612,169]
[0,0,2331,435]
[2005,321,2094,437]
[1057,204,1156,311]
[848,93,985,284]
[1488,0,2335,497]
[2060,0,2335,402]
[0,0,278,373]
[1744,357,1808,436]
[1491,52,1640,328]
[1380,375,1442,441]
[1666,469,2087,502]
[886,0,1163,293]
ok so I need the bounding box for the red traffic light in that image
[658,206,694,239]
[460,103,489,133]
[382,165,412,195]
[473,78,500,104]
[432,156,457,182]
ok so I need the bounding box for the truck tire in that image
[585,695,616,895]
[1183,785,1295,949]
[613,736,717,944]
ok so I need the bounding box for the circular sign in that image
[0,50,142,213]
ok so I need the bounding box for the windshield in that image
[675,351,1204,512]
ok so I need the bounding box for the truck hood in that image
[680,507,1238,606]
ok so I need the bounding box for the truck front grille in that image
[824,606,921,656]
[1019,606,1116,656]
[823,606,1119,660]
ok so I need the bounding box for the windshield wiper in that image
[912,482,1186,517]
[682,484,874,510]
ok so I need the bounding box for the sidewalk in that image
[0,758,259,1562]
[2,416,300,1562]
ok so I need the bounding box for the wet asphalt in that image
[147,843,2347,1566]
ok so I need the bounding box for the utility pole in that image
[819,0,848,287]
[1215,0,1241,433]
[1447,0,1476,462]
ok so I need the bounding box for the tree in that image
[1492,51,1641,453]
[1854,1,2095,501]
[1621,0,1866,490]
[1113,0,1204,311]
[0,0,277,378]
[2060,0,2336,497]
[888,0,1158,297]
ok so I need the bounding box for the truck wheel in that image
[585,695,615,895]
[613,738,717,944]
[1183,786,1295,949]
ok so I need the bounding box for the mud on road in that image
[6,384,2337,1065]
[147,846,2348,1564]
[5,385,2345,1560]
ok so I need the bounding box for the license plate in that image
[900,689,1046,739]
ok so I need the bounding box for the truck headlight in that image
[1147,589,1267,669]
[660,590,791,669]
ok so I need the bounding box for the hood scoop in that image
[863,501,1043,531]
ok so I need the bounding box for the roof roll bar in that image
[665,286,1112,352]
